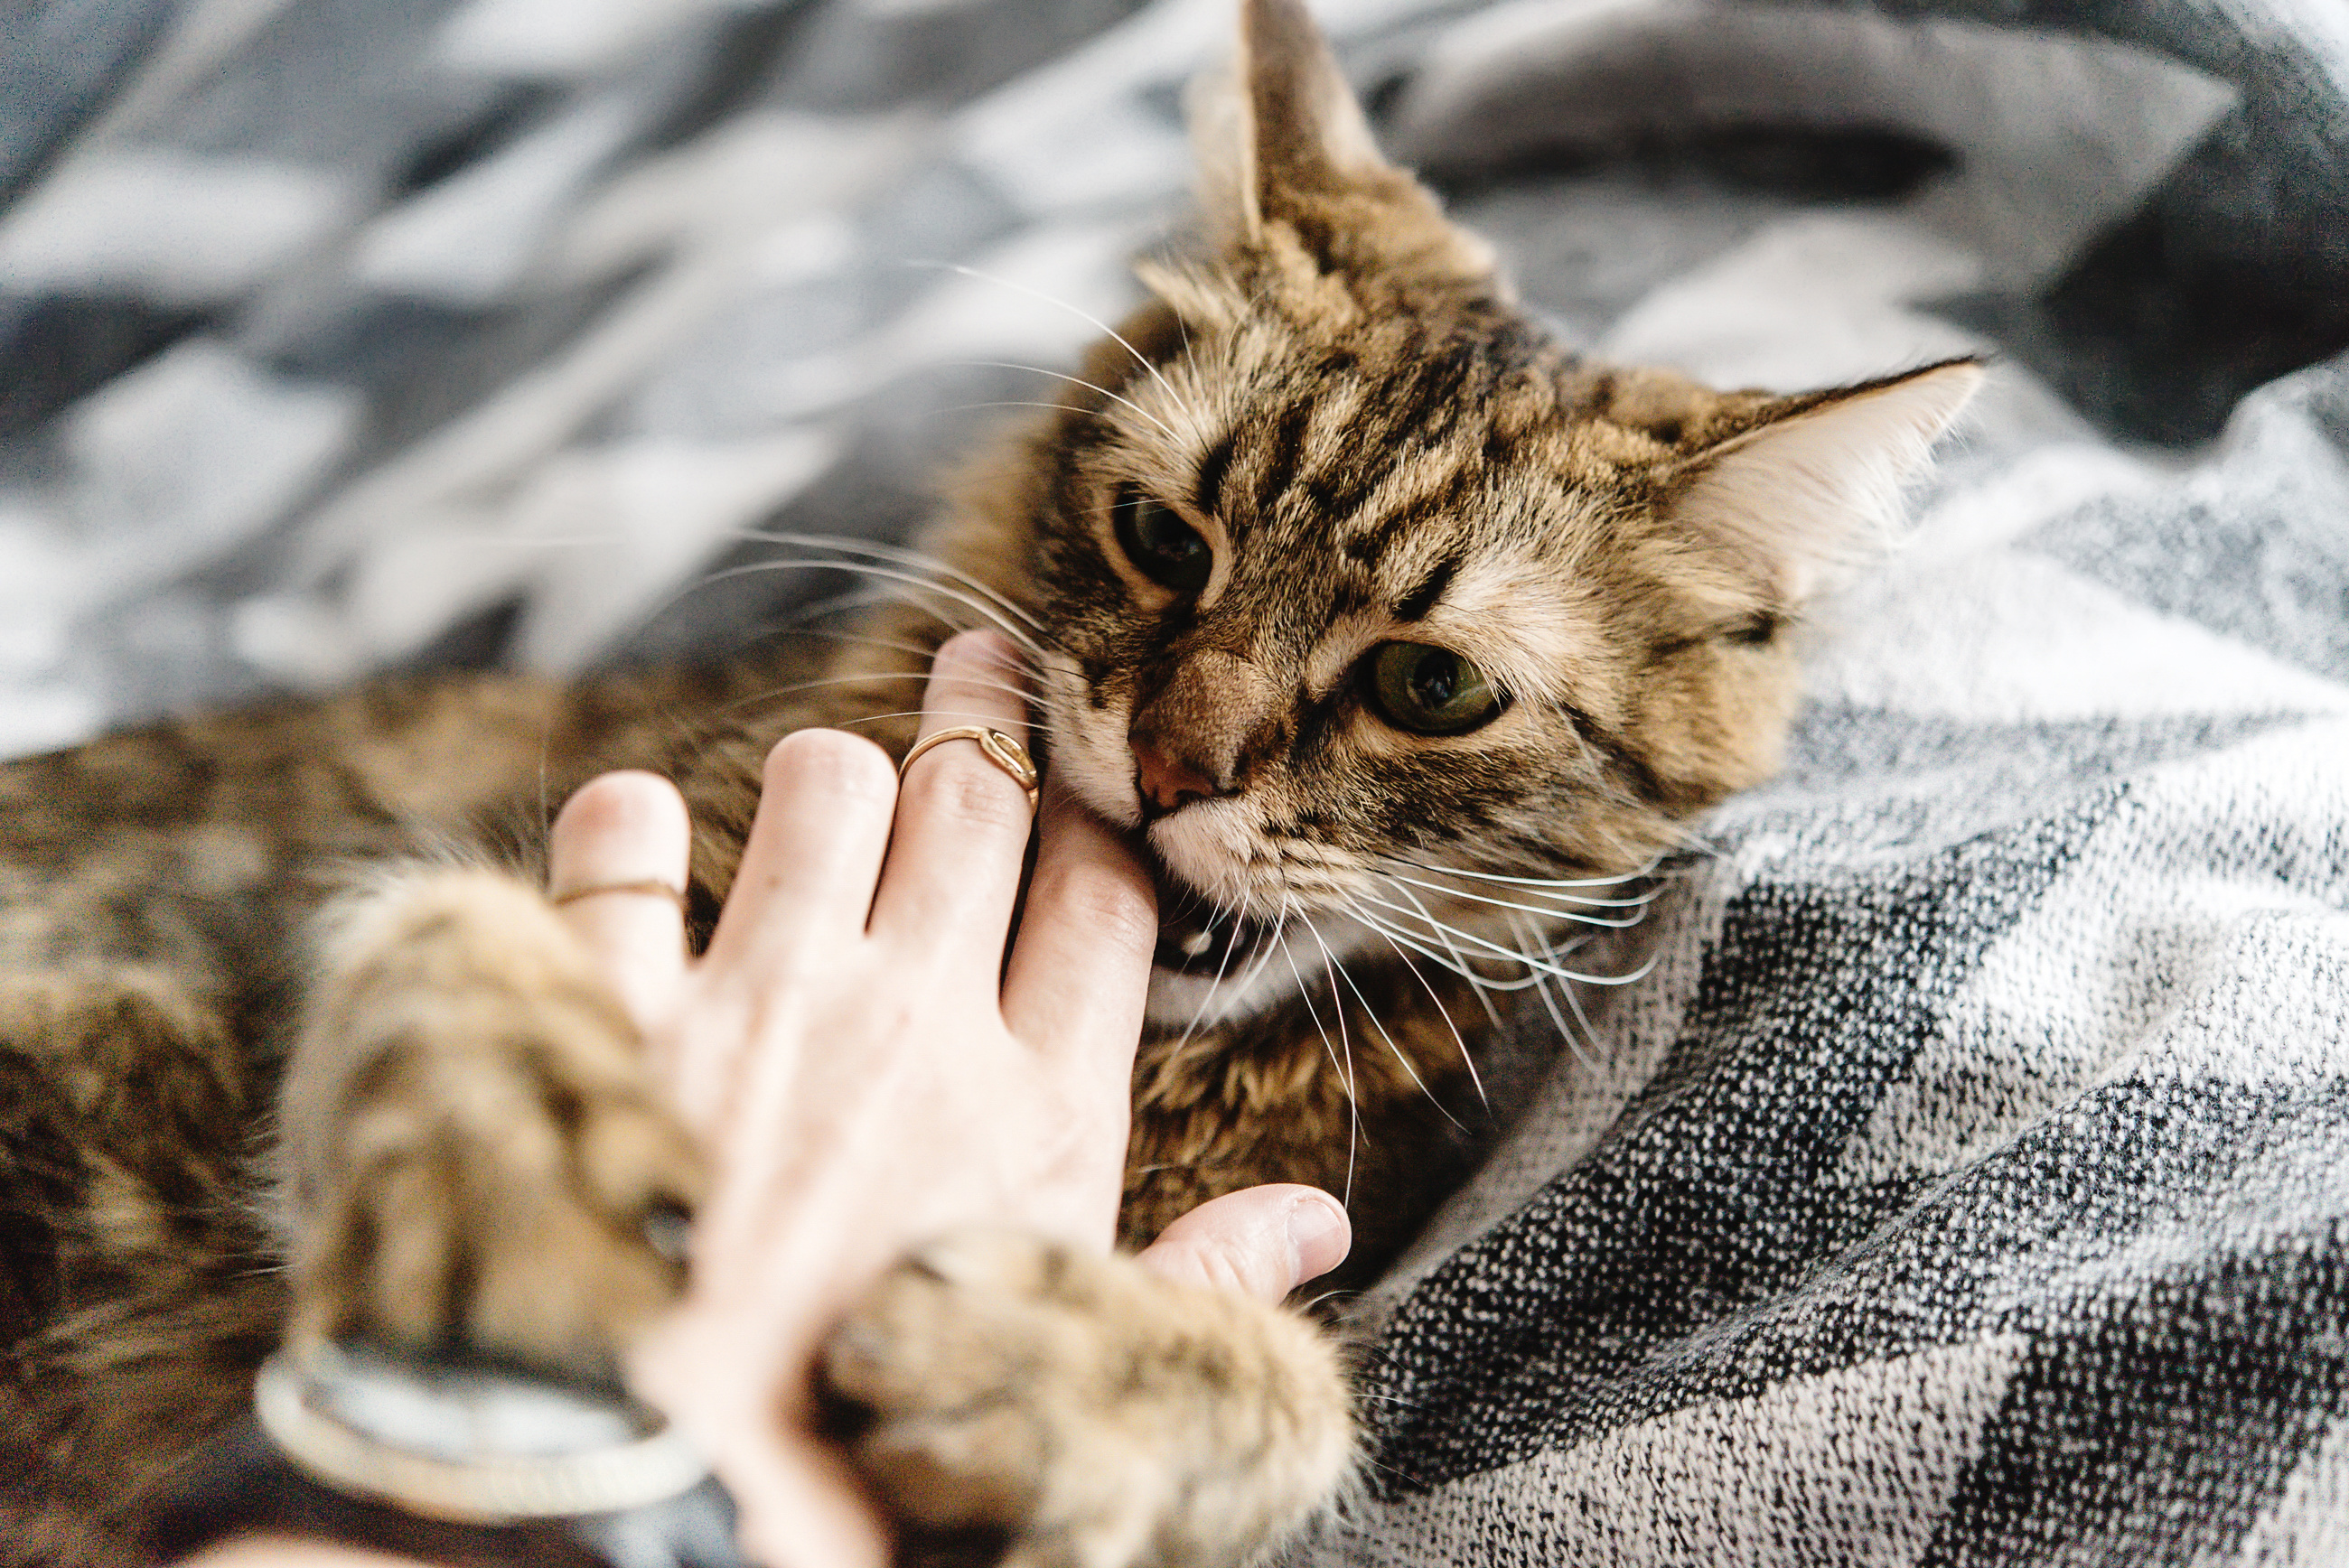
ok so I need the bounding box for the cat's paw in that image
[822,1228,1354,1568]
[282,869,707,1373]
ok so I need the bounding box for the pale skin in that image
[191,630,1351,1568]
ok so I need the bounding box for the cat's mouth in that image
[1149,869,1277,975]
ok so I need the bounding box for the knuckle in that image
[1031,861,1157,952]
[905,752,1034,834]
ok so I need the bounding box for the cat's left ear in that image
[1670,359,1986,603]
[1192,0,1496,288]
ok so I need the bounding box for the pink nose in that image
[1131,736,1216,814]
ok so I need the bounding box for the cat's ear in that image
[1193,0,1494,286]
[1669,359,1985,603]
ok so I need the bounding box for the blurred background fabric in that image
[5,0,2348,1563]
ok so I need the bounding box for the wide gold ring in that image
[898,725,1040,813]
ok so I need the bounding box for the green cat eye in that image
[1111,488,1212,593]
[1365,642,1505,736]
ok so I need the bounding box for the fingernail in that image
[1286,1193,1351,1285]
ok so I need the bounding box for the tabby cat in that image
[0,0,1979,1562]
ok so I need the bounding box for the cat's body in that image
[0,1,1979,1563]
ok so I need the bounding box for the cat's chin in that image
[1145,958,1306,1030]
[1142,870,1390,1030]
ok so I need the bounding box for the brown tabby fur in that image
[0,1,1979,1562]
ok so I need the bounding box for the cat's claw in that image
[824,1228,1354,1568]
[282,869,707,1373]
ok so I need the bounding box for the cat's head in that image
[996,0,1980,1024]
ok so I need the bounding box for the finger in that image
[735,1427,892,1568]
[705,729,899,972]
[549,772,691,1023]
[1133,1186,1351,1302]
[866,630,1039,966]
[1000,779,1156,1062]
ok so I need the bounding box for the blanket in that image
[4,0,2346,1562]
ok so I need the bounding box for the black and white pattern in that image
[5,0,2346,1562]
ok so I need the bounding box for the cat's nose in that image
[1130,735,1219,815]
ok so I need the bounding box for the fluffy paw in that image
[823,1229,1354,1568]
[282,869,706,1373]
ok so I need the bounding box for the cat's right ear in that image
[1668,359,1986,605]
[1192,0,1494,287]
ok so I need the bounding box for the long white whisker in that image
[1398,854,1664,893]
[909,259,1200,433]
[1301,912,1465,1134]
[742,529,1046,633]
[1557,949,1615,1068]
[1380,867,1652,927]
[940,360,1184,445]
[1275,904,1356,1207]
[1352,886,1661,986]
[700,555,1044,658]
[728,549,1044,651]
[1511,910,1602,1077]
[1342,897,1484,1110]
[1343,900,1543,991]
[1379,875,1505,1027]
[835,708,1044,735]
[1172,897,1249,1051]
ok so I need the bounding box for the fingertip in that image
[555,770,690,849]
[1284,1189,1352,1287]
[1133,1184,1352,1302]
[763,728,897,805]
[932,627,1028,686]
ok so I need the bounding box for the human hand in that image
[547,630,1349,1568]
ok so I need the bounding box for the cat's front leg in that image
[823,1228,1354,1568]
[276,866,706,1369]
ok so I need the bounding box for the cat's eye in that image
[1364,642,1505,736]
[1111,487,1212,593]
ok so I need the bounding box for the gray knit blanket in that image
[5,0,2347,1562]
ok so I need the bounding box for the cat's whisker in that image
[1557,949,1614,1072]
[702,549,1038,652]
[1272,902,1357,1207]
[1361,879,1535,994]
[1334,899,1547,994]
[1333,894,1486,1111]
[1231,908,1294,1000]
[1352,884,1659,988]
[940,360,1186,447]
[1299,912,1466,1134]
[738,528,1048,636]
[692,559,1009,655]
[1397,854,1666,898]
[704,553,1047,660]
[835,708,1045,734]
[1508,910,1601,1077]
[1379,867,1653,926]
[1171,890,1252,1052]
[1377,875,1505,1029]
[718,674,1042,731]
[908,260,1205,434]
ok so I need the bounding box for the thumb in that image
[1133,1186,1351,1302]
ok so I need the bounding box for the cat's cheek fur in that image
[824,1228,1356,1568]
[276,866,705,1367]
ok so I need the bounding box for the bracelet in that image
[145,1339,752,1568]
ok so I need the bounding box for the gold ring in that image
[549,878,688,910]
[899,725,1040,813]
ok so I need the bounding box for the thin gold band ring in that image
[898,725,1040,813]
[549,878,688,910]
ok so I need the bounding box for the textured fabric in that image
[3,0,2346,1563]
